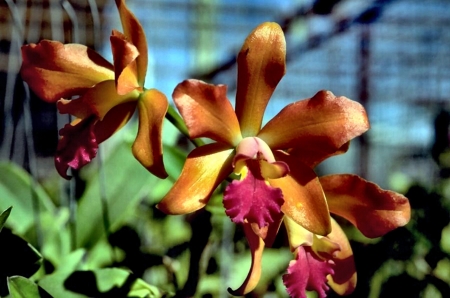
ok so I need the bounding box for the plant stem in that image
[166,105,205,148]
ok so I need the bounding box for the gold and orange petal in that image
[320,174,411,238]
[115,0,148,85]
[258,90,369,154]
[271,152,331,236]
[20,40,114,102]
[157,143,235,214]
[57,80,139,120]
[326,218,357,296]
[132,89,169,179]
[228,222,265,296]
[235,22,286,137]
[173,79,242,145]
[284,216,315,251]
[94,101,136,144]
[289,141,351,169]
[110,30,141,95]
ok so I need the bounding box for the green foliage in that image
[0,207,11,232]
[75,139,159,249]
[0,163,55,237]
[0,208,43,297]
[7,276,51,298]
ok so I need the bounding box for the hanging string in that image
[60,0,81,251]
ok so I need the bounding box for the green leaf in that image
[441,223,450,254]
[129,278,166,297]
[0,162,55,236]
[0,206,12,232]
[38,209,71,267]
[7,276,51,298]
[75,139,159,249]
[95,268,165,297]
[95,268,129,292]
[38,249,86,298]
[60,268,165,297]
[162,143,187,180]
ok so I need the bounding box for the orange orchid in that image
[20,0,168,179]
[282,175,410,297]
[157,22,410,297]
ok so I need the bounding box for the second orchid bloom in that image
[20,0,168,179]
[157,22,410,297]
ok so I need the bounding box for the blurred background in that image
[1,0,450,297]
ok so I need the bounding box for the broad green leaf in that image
[162,143,187,180]
[129,277,166,297]
[441,223,450,254]
[38,249,86,298]
[52,268,165,297]
[0,162,55,236]
[75,139,159,249]
[84,238,117,269]
[0,206,12,232]
[94,268,164,297]
[39,209,71,267]
[7,276,51,298]
[434,258,450,284]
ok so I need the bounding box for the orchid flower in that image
[283,175,410,297]
[20,0,168,179]
[157,21,410,296]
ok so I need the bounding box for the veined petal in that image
[283,246,334,298]
[115,0,148,84]
[327,218,357,296]
[57,80,139,119]
[157,143,234,214]
[271,152,331,236]
[94,101,136,144]
[258,91,369,159]
[55,117,99,179]
[320,174,411,238]
[173,79,241,145]
[132,89,169,179]
[21,40,114,102]
[235,22,286,137]
[110,30,141,95]
[228,223,265,296]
